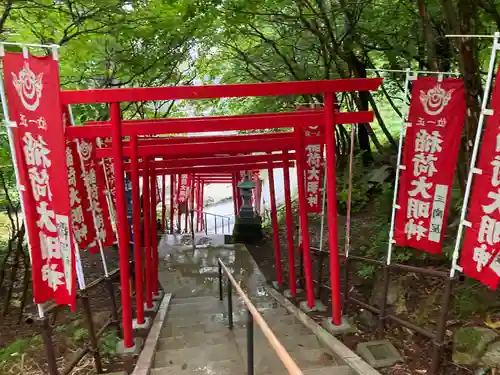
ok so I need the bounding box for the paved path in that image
[152,240,352,374]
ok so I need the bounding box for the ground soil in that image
[0,246,142,375]
[245,203,499,375]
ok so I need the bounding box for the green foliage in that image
[72,327,88,343]
[339,187,369,213]
[338,153,370,213]
[100,332,120,356]
[453,280,499,318]
[55,324,67,333]
[0,339,26,365]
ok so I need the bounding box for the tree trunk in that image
[417,0,439,70]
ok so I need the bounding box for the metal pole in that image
[81,291,103,373]
[75,138,109,277]
[38,315,60,375]
[282,150,296,296]
[104,277,121,337]
[268,159,283,287]
[188,182,194,233]
[295,127,315,308]
[324,92,341,325]
[130,136,144,324]
[366,68,459,76]
[232,173,238,217]
[386,68,412,266]
[110,102,133,348]
[341,125,355,311]
[191,210,195,250]
[142,158,153,309]
[150,168,159,296]
[430,278,453,374]
[450,32,500,278]
[344,124,356,257]
[227,217,230,233]
[227,279,233,330]
[205,213,208,235]
[161,172,166,233]
[378,69,413,335]
[170,174,175,234]
[215,216,218,234]
[177,174,182,232]
[247,309,254,375]
[218,261,223,301]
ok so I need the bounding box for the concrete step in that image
[151,359,242,375]
[162,307,292,334]
[170,295,219,306]
[235,333,322,354]
[159,313,310,341]
[244,347,339,373]
[273,365,353,375]
[157,330,237,351]
[168,297,284,319]
[153,343,242,368]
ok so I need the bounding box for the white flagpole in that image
[386,68,413,265]
[74,136,110,278]
[449,32,500,278]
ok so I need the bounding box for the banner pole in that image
[169,174,175,234]
[74,138,110,278]
[366,68,459,76]
[449,32,500,278]
[268,157,283,287]
[142,158,153,308]
[386,68,413,266]
[161,171,166,233]
[319,154,327,252]
[101,158,117,233]
[282,150,296,296]
[130,135,145,324]
[344,124,356,258]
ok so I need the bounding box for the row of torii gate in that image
[64,79,382,348]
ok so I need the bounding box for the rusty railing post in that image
[430,277,454,374]
[191,209,195,250]
[377,264,390,338]
[105,276,121,338]
[37,314,59,375]
[315,252,325,301]
[81,291,103,373]
[342,257,350,315]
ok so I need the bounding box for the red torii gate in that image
[61,78,382,349]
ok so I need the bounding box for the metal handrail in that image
[218,259,303,375]
[193,209,230,220]
[192,209,232,234]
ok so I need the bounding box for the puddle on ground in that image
[158,240,272,302]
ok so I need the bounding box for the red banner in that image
[66,137,96,250]
[78,139,115,250]
[303,125,324,213]
[460,66,500,288]
[177,173,192,204]
[2,52,76,308]
[394,77,465,254]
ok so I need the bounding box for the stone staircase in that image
[150,294,353,375]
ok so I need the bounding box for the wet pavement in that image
[153,238,349,375]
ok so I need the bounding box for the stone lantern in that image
[237,176,256,221]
